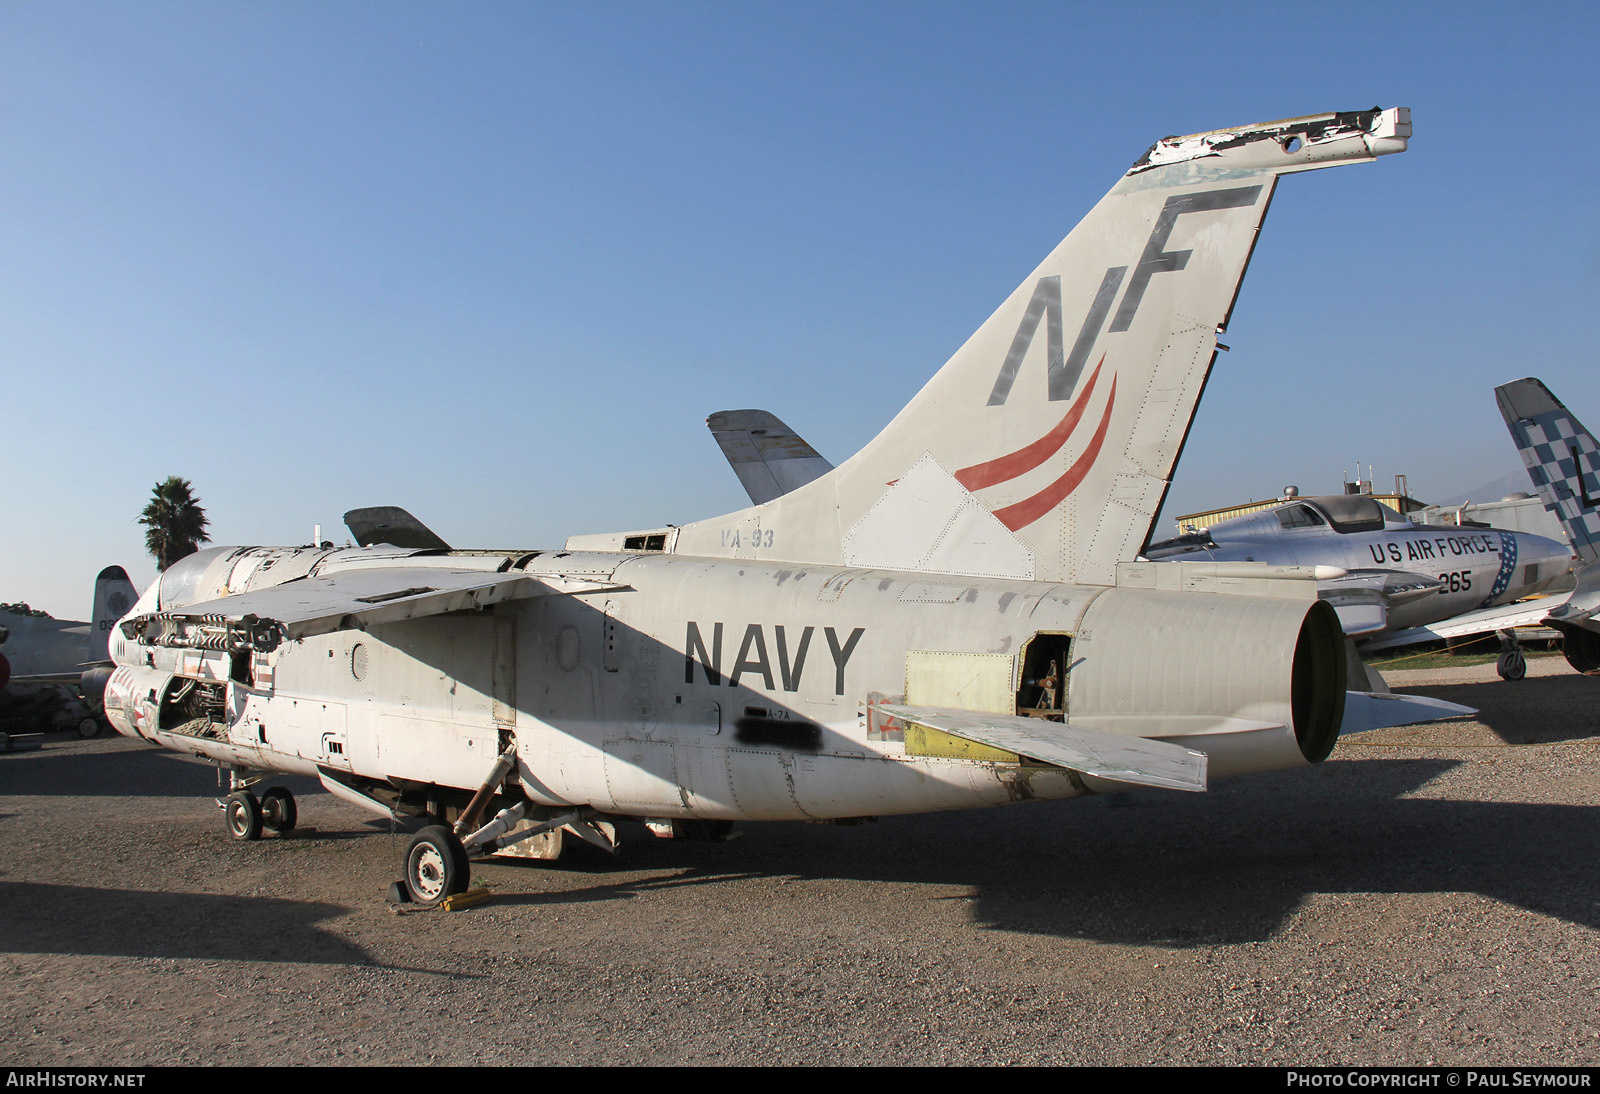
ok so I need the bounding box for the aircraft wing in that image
[9,662,111,686]
[1361,594,1568,652]
[1542,560,1600,633]
[875,704,1207,792]
[124,568,622,653]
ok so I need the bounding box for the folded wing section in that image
[122,568,596,653]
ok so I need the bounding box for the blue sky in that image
[4,1,1597,617]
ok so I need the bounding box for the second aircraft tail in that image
[1497,377,1600,670]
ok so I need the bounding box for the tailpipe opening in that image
[1292,600,1346,763]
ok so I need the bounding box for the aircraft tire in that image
[76,717,101,739]
[1497,649,1526,681]
[1560,629,1600,676]
[261,787,297,835]
[405,825,470,907]
[225,791,263,841]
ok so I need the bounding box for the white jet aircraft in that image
[105,107,1470,906]
[2,566,139,740]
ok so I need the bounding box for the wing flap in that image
[876,704,1207,793]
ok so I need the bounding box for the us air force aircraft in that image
[1143,497,1570,655]
[104,107,1468,906]
[1358,380,1599,679]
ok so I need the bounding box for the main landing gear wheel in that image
[261,787,297,835]
[1561,628,1600,675]
[1497,648,1527,681]
[225,791,262,841]
[404,825,470,907]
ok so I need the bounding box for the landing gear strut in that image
[219,766,270,841]
[1495,630,1527,681]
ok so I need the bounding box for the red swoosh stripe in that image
[955,356,1105,492]
[991,376,1117,532]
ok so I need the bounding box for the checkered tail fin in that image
[1496,378,1600,566]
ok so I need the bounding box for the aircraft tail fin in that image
[1496,378,1600,567]
[89,566,137,663]
[708,409,835,506]
[673,109,1410,583]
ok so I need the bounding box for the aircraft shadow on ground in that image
[1392,673,1600,743]
[0,882,373,966]
[478,755,1599,948]
[0,741,232,798]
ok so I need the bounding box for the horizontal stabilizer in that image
[1319,570,1446,637]
[1543,560,1600,632]
[343,507,451,551]
[1339,691,1476,735]
[875,704,1207,792]
[124,569,622,652]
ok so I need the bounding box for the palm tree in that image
[139,477,212,571]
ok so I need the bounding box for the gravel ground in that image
[1,658,1596,1066]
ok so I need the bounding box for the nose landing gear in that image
[224,791,262,840]
[218,768,298,840]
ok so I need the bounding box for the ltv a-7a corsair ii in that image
[105,107,1465,905]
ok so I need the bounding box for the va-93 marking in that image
[721,528,776,549]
